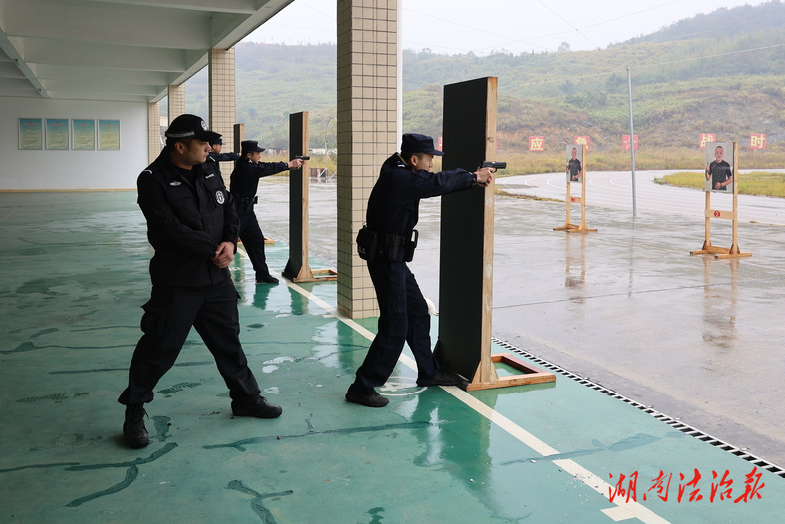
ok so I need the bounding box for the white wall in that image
[0,97,149,191]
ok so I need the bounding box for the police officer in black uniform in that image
[118,115,282,449]
[205,137,240,177]
[346,133,495,407]
[229,140,304,284]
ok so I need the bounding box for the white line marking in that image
[272,273,673,524]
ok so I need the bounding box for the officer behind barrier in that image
[347,133,495,407]
[229,140,304,284]
[206,137,240,177]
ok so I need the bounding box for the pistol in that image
[295,155,310,160]
[481,161,506,170]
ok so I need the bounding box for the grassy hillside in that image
[183,1,785,171]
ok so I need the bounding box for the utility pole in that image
[627,66,637,217]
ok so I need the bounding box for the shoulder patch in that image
[169,181,182,186]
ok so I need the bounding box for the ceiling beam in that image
[89,0,262,15]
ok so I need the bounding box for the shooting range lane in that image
[501,170,785,225]
[0,189,783,523]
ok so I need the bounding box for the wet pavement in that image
[1,182,784,523]
[262,172,785,468]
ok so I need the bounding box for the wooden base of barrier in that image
[286,268,337,283]
[690,242,751,259]
[239,237,275,246]
[554,223,598,233]
[464,353,556,392]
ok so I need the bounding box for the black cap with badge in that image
[165,114,221,143]
[241,140,266,154]
[400,133,443,156]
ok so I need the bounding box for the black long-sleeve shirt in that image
[205,151,240,177]
[137,148,238,287]
[366,153,476,236]
[229,159,288,199]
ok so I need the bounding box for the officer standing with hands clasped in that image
[229,140,304,284]
[118,114,283,449]
[347,133,495,407]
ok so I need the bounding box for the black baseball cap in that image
[165,114,221,143]
[241,140,265,153]
[401,133,443,156]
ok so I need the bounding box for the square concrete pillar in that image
[209,48,237,185]
[336,0,399,319]
[167,84,185,122]
[147,102,161,164]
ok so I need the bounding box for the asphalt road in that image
[498,170,785,226]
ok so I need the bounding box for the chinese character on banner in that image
[749,134,767,150]
[529,136,545,151]
[622,135,638,151]
[574,136,590,150]
[437,136,443,152]
[699,134,717,149]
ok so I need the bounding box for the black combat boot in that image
[231,395,283,418]
[123,405,149,449]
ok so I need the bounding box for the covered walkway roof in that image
[0,0,292,102]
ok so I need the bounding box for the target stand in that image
[690,142,751,260]
[554,144,597,233]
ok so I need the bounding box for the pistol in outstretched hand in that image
[481,161,506,170]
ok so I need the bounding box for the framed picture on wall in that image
[72,119,96,150]
[18,118,43,150]
[98,119,120,150]
[45,119,70,150]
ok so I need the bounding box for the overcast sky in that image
[243,0,772,54]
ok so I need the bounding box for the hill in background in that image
[183,0,785,169]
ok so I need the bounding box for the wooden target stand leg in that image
[434,77,555,391]
[690,142,751,260]
[554,145,597,233]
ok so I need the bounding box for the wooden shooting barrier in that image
[233,122,245,166]
[434,76,555,391]
[234,123,274,245]
[690,141,751,259]
[282,112,337,282]
[554,143,597,233]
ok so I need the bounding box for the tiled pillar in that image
[168,84,185,122]
[209,48,237,186]
[336,0,399,319]
[147,102,161,164]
